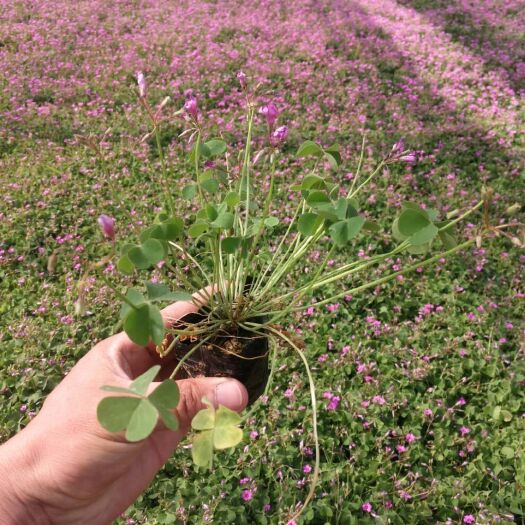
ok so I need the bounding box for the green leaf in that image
[147,304,165,345]
[97,397,141,432]
[296,140,323,158]
[211,212,234,229]
[329,216,365,246]
[192,430,214,467]
[188,221,208,238]
[324,152,339,171]
[182,184,197,199]
[148,379,180,409]
[334,198,348,220]
[222,237,241,254]
[213,426,243,450]
[192,407,215,431]
[129,365,161,395]
[392,218,407,242]
[406,243,430,254]
[205,203,218,221]
[300,174,326,191]
[125,399,158,442]
[325,143,342,165]
[189,142,211,163]
[149,380,180,431]
[363,220,381,233]
[409,223,439,246]
[117,255,134,275]
[224,191,240,207]
[119,289,147,320]
[398,208,430,236]
[128,239,165,269]
[201,178,219,194]
[298,213,323,236]
[215,405,242,427]
[306,190,330,206]
[439,230,457,249]
[146,282,192,302]
[501,446,515,459]
[124,304,165,346]
[159,218,184,240]
[205,139,227,157]
[264,216,279,228]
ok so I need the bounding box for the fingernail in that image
[215,380,245,410]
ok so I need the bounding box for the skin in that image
[0,298,248,525]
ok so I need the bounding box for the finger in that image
[174,377,248,428]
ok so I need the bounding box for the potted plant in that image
[90,73,502,522]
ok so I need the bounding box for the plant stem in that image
[154,126,175,213]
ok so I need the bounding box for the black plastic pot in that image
[172,311,269,406]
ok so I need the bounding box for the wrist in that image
[0,429,51,525]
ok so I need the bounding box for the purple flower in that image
[237,71,247,90]
[459,426,470,436]
[241,489,253,501]
[327,396,341,411]
[405,432,416,443]
[396,444,407,454]
[463,515,475,524]
[283,388,294,398]
[303,464,312,474]
[271,125,288,145]
[184,96,198,119]
[259,103,279,128]
[98,214,115,239]
[361,502,372,513]
[399,152,417,163]
[391,138,405,154]
[136,71,146,97]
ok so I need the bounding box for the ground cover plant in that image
[1,1,524,524]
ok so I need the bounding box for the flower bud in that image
[136,72,146,98]
[391,138,405,155]
[399,152,417,163]
[237,71,247,90]
[271,125,288,146]
[184,96,198,119]
[98,214,116,240]
[259,103,279,129]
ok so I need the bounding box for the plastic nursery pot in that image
[168,311,269,406]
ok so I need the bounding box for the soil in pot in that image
[168,311,269,406]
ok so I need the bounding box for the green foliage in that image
[191,402,244,468]
[97,366,180,441]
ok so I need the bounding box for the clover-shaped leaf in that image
[394,204,441,248]
[190,401,243,467]
[124,303,164,346]
[97,366,180,441]
[329,216,365,246]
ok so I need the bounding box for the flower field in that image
[1,0,524,523]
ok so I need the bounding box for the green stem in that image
[154,126,175,213]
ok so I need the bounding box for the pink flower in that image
[283,388,294,398]
[241,489,253,501]
[259,103,279,128]
[396,444,407,454]
[405,432,416,443]
[136,72,146,97]
[326,396,340,411]
[459,426,470,436]
[98,214,115,239]
[372,395,386,405]
[463,515,475,524]
[249,431,258,440]
[361,502,372,513]
[237,71,247,90]
[271,125,288,145]
[303,464,312,474]
[184,96,198,119]
[423,408,433,417]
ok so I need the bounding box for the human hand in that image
[0,296,248,525]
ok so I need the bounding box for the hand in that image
[0,297,248,525]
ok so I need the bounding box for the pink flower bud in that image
[184,96,198,119]
[399,152,417,163]
[259,103,279,129]
[237,71,247,90]
[271,125,288,145]
[98,214,115,239]
[136,72,146,98]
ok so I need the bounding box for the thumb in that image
[175,377,248,428]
